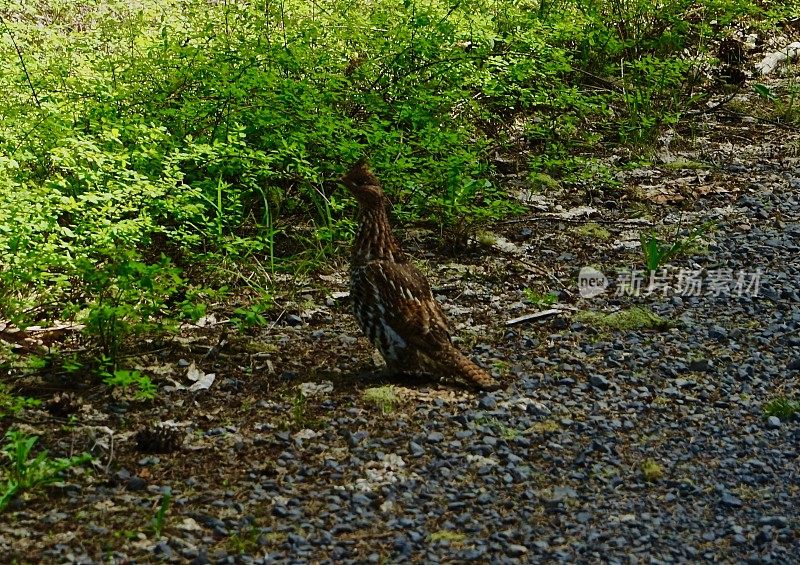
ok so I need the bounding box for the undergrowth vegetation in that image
[0,430,92,511]
[0,0,793,367]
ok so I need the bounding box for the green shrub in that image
[0,0,781,360]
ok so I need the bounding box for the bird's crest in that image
[341,160,381,189]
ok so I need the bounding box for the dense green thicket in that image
[0,0,791,356]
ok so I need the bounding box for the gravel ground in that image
[2,115,799,562]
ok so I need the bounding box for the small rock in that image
[759,516,788,528]
[506,544,528,556]
[688,358,713,372]
[280,371,298,381]
[720,493,743,508]
[755,529,772,545]
[787,358,800,371]
[285,314,303,326]
[298,381,333,397]
[409,441,425,457]
[478,395,497,410]
[526,402,551,417]
[154,542,173,558]
[766,416,782,429]
[347,431,368,446]
[589,374,610,390]
[339,335,358,346]
[427,432,444,443]
[708,325,728,340]
[190,553,211,565]
[126,477,147,492]
[550,487,577,501]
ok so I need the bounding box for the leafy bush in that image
[0,0,782,359]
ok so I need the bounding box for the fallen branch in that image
[505,308,562,326]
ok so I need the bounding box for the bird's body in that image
[341,162,500,391]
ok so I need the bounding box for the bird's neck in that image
[353,204,405,263]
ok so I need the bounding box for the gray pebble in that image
[709,325,728,340]
[409,441,425,456]
[478,395,497,410]
[720,493,743,508]
[285,314,303,326]
[589,374,610,390]
[506,544,528,556]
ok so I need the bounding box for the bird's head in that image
[340,161,385,208]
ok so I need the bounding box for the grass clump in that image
[763,397,800,421]
[428,530,467,544]
[151,487,172,538]
[641,458,664,482]
[227,524,263,554]
[529,420,561,434]
[661,159,711,170]
[528,172,562,194]
[640,222,715,272]
[575,307,671,331]
[0,431,92,512]
[475,232,499,247]
[523,289,559,307]
[577,223,611,241]
[363,386,400,414]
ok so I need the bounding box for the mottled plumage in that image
[341,162,500,391]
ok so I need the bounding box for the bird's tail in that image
[439,343,501,392]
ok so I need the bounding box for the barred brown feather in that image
[341,162,500,392]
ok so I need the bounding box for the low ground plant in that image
[0,431,92,512]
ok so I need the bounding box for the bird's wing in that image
[360,260,452,346]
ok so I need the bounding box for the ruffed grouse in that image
[341,162,500,392]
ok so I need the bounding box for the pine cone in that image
[341,162,500,392]
[45,392,82,417]
[135,423,182,454]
